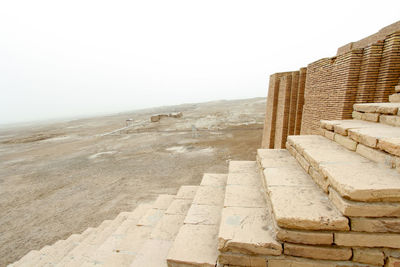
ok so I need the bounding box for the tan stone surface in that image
[153,194,175,210]
[352,111,363,120]
[165,199,192,215]
[380,115,400,127]
[136,208,165,226]
[130,239,171,267]
[79,204,151,266]
[228,161,258,173]
[333,120,377,136]
[321,161,400,202]
[354,103,400,114]
[218,252,267,267]
[363,112,380,122]
[386,256,400,267]
[175,186,199,200]
[378,137,400,157]
[356,143,394,168]
[309,166,329,193]
[335,232,400,248]
[184,204,221,225]
[353,248,384,266]
[351,217,400,233]
[324,129,335,140]
[224,185,265,208]
[227,172,259,186]
[390,93,400,103]
[263,163,314,188]
[57,220,112,266]
[267,257,337,267]
[150,214,185,241]
[329,187,400,217]
[167,224,219,267]
[200,173,228,187]
[192,185,225,206]
[334,134,357,151]
[284,243,352,261]
[275,228,333,245]
[218,207,282,255]
[348,124,400,149]
[102,226,153,266]
[295,152,311,172]
[269,186,349,231]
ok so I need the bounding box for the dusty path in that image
[0,97,266,266]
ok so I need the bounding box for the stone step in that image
[218,161,282,258]
[56,214,123,266]
[288,134,400,201]
[352,102,400,125]
[130,186,199,267]
[35,227,95,266]
[81,194,174,266]
[321,119,400,161]
[167,173,227,267]
[78,203,152,266]
[257,149,349,231]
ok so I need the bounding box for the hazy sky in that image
[1,0,399,124]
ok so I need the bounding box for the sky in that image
[0,0,399,124]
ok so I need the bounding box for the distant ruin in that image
[262,21,400,148]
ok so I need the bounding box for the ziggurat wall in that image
[262,21,400,147]
[10,21,400,267]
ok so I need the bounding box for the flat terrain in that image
[0,97,266,266]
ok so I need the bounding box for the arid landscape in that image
[0,97,266,266]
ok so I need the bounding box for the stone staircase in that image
[9,101,400,267]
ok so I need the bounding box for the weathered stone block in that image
[352,248,384,266]
[334,232,400,248]
[334,134,357,151]
[284,243,352,261]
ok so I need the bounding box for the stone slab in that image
[356,143,394,168]
[184,204,221,225]
[329,187,400,217]
[380,115,400,127]
[150,214,185,241]
[283,243,352,261]
[228,161,258,174]
[200,173,228,187]
[137,208,165,226]
[353,248,384,266]
[153,194,175,210]
[218,207,282,255]
[192,185,225,206]
[218,252,267,267]
[275,228,333,245]
[354,103,400,114]
[268,186,349,231]
[351,217,400,233]
[227,172,259,186]
[224,185,265,208]
[321,161,400,202]
[378,137,400,157]
[165,199,192,215]
[334,134,357,151]
[167,224,219,267]
[130,239,172,267]
[175,186,199,200]
[334,232,400,248]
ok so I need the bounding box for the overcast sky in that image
[1,0,399,124]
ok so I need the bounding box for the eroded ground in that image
[0,97,266,266]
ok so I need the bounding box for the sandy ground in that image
[0,97,266,266]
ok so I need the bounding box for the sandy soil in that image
[0,97,266,266]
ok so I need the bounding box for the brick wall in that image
[261,21,400,146]
[274,74,292,148]
[300,49,363,135]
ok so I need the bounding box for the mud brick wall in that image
[294,68,307,135]
[287,71,300,136]
[337,21,400,55]
[355,42,384,103]
[261,72,293,148]
[300,50,363,135]
[374,32,400,102]
[274,74,292,148]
